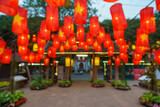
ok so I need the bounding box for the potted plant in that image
[58,80,71,87]
[0,81,10,89]
[92,80,105,88]
[111,80,131,90]
[46,79,54,87]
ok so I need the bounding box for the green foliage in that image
[58,80,71,85]
[92,80,104,85]
[111,80,130,87]
[30,76,47,88]
[0,90,24,104]
[46,79,54,85]
[157,81,160,87]
[0,81,10,88]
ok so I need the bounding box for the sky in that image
[0,0,157,22]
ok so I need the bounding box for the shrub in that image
[92,80,104,85]
[58,80,71,85]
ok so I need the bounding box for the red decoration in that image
[119,53,126,60]
[17,34,29,46]
[48,47,56,58]
[116,38,125,46]
[119,44,128,53]
[133,53,142,61]
[46,4,59,31]
[104,39,112,48]
[12,7,28,34]
[93,40,99,50]
[45,0,65,7]
[32,35,37,42]
[104,0,118,3]
[133,60,140,65]
[156,0,160,11]
[51,34,56,40]
[29,52,35,63]
[53,36,60,48]
[74,0,87,25]
[108,46,114,52]
[96,44,102,52]
[39,20,51,40]
[58,27,66,42]
[64,16,74,36]
[64,40,70,50]
[60,44,65,52]
[113,29,124,40]
[35,54,41,63]
[108,59,111,65]
[108,50,114,56]
[84,44,89,51]
[18,46,28,56]
[135,46,146,55]
[78,41,85,48]
[97,27,105,43]
[110,3,127,30]
[21,49,30,62]
[115,57,121,66]
[140,7,156,34]
[0,0,18,16]
[44,57,50,66]
[77,26,85,41]
[72,45,77,51]
[89,16,100,35]
[123,54,128,63]
[53,60,56,66]
[0,48,12,64]
[86,32,93,46]
[155,50,160,65]
[38,46,44,54]
[136,28,149,46]
[37,35,46,47]
[0,38,6,58]
[69,34,76,46]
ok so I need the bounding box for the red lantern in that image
[120,44,128,53]
[110,3,127,30]
[86,32,93,46]
[0,38,6,58]
[156,0,160,11]
[0,48,12,64]
[39,20,51,40]
[93,40,99,50]
[108,59,111,66]
[44,57,50,66]
[84,43,89,51]
[97,27,105,43]
[140,7,156,34]
[64,16,74,36]
[96,44,102,52]
[123,54,128,63]
[104,0,118,3]
[133,60,140,65]
[21,55,29,62]
[59,44,65,52]
[78,41,85,48]
[89,16,100,35]
[108,50,114,56]
[135,46,146,55]
[133,53,142,61]
[113,29,124,40]
[48,47,56,58]
[18,46,28,56]
[115,57,121,66]
[35,54,41,63]
[108,46,114,52]
[53,60,56,66]
[69,34,76,46]
[17,34,29,46]
[45,0,65,7]
[155,50,160,65]
[119,53,126,59]
[38,46,44,54]
[136,28,149,46]
[74,0,87,25]
[0,0,18,16]
[116,38,125,46]
[32,35,37,42]
[104,40,112,48]
[29,52,35,63]
[77,26,85,41]
[72,45,77,51]
[51,34,55,40]
[58,27,66,42]
[46,4,59,31]
[64,40,70,50]
[37,35,46,47]
[12,7,28,34]
[53,36,60,48]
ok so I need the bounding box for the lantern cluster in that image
[155,50,160,65]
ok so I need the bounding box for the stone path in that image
[21,80,148,107]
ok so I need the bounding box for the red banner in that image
[133,69,145,80]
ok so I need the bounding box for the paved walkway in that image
[22,80,149,107]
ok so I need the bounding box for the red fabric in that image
[18,46,28,56]
[46,4,59,31]
[0,48,12,64]
[0,38,6,58]
[44,57,50,66]
[77,26,85,41]
[0,0,19,16]
[74,0,87,25]
[45,0,65,7]
[133,69,145,80]
[89,16,100,35]
[17,33,29,46]
[64,16,74,36]
[156,0,160,11]
[58,27,66,42]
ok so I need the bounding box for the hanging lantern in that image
[84,43,89,51]
[93,40,99,50]
[71,59,73,66]
[48,47,56,58]
[96,44,102,52]
[64,40,70,50]
[119,53,126,60]
[65,57,71,67]
[0,38,6,58]
[77,26,85,41]
[0,48,12,64]
[133,53,142,61]
[37,35,46,47]
[29,52,35,63]
[60,44,65,52]
[38,46,44,54]
[140,7,156,34]
[74,0,87,25]
[86,32,93,46]
[51,34,56,40]
[133,60,140,65]
[97,27,105,43]
[89,16,100,35]
[58,27,66,42]
[18,46,28,56]
[110,3,127,30]
[108,59,111,66]
[46,4,59,31]
[156,0,160,11]
[21,49,30,62]
[113,29,124,40]
[119,44,128,53]
[39,20,51,40]
[0,0,19,16]
[32,34,37,42]
[78,41,85,48]
[45,0,65,7]
[95,57,100,66]
[53,36,60,48]
[17,33,29,46]
[115,57,121,66]
[108,45,114,52]
[69,34,76,46]
[64,16,74,36]
[104,0,118,3]
[44,57,50,66]
[53,60,56,66]
[108,50,114,56]
[136,28,149,46]
[135,46,146,55]
[35,54,41,63]
[116,38,125,46]
[12,7,28,34]
[155,50,160,65]
[33,43,38,52]
[72,44,77,51]
[104,39,112,48]
[123,54,128,63]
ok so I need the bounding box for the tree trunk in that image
[65,67,69,80]
[51,59,55,80]
[109,57,112,80]
[26,64,32,82]
[46,65,49,80]
[115,66,119,80]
